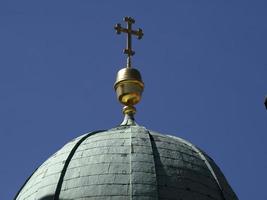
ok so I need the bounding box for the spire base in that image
[120,113,137,126]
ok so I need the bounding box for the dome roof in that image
[15,125,238,200]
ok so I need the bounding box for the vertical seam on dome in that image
[53,130,106,200]
[167,135,227,200]
[129,127,159,199]
[147,130,159,200]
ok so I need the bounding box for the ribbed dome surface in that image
[15,125,238,200]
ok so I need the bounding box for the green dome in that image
[15,125,238,200]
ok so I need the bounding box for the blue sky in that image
[1,1,266,199]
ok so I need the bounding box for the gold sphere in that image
[114,67,144,107]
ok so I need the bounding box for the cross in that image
[114,17,143,68]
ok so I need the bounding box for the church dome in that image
[15,125,238,200]
[15,17,238,200]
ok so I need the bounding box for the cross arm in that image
[114,24,143,39]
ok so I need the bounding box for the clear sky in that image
[1,1,266,199]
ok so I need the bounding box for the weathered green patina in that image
[15,125,238,200]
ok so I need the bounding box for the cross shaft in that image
[115,17,143,67]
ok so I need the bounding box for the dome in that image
[15,125,238,200]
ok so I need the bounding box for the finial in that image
[114,17,144,120]
[114,16,143,68]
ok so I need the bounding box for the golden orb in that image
[114,67,144,114]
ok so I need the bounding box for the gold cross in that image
[115,17,143,67]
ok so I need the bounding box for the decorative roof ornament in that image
[114,17,144,124]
